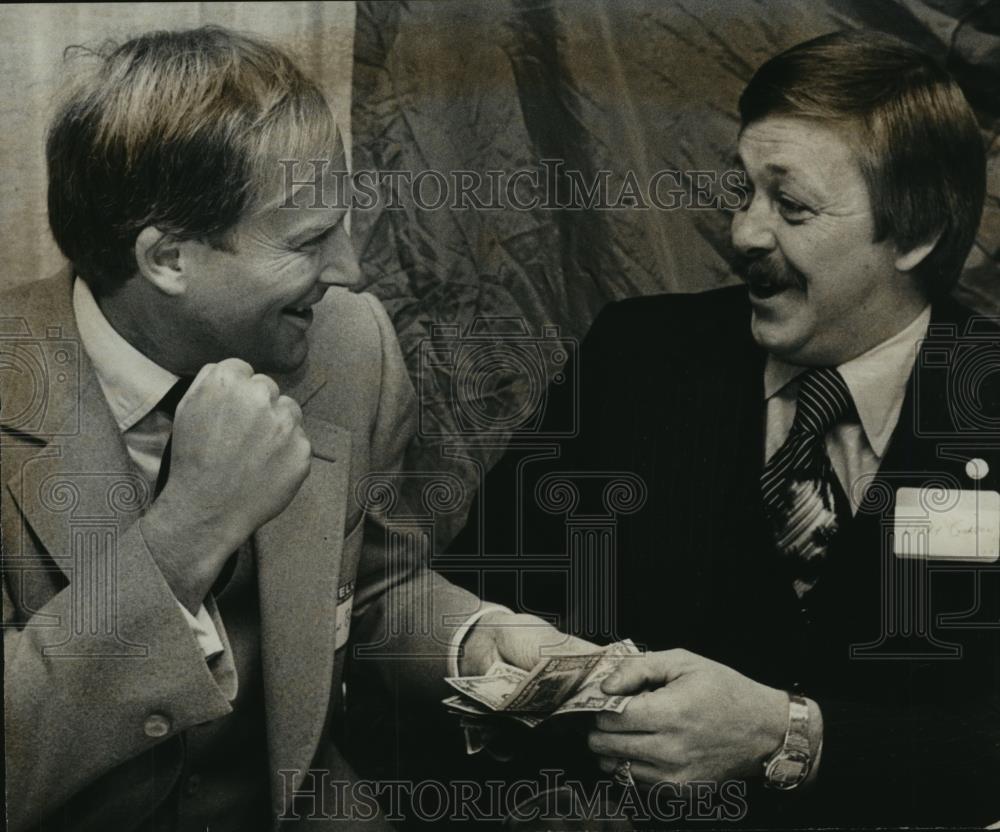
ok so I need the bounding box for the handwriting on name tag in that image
[894,487,1000,562]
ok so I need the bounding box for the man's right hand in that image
[140,358,312,612]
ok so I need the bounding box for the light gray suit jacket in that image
[2,270,484,831]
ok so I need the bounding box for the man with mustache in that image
[0,27,590,832]
[455,30,999,826]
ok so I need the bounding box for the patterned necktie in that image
[760,368,855,597]
[152,377,238,595]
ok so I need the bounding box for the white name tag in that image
[894,487,1000,562]
[335,579,355,650]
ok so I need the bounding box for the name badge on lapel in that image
[335,579,355,650]
[894,487,1000,562]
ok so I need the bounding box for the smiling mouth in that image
[747,278,791,300]
[736,253,805,301]
[282,305,315,324]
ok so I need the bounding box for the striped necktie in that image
[760,367,855,597]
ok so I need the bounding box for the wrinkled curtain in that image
[351,0,1000,546]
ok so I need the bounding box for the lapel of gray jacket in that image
[257,344,352,814]
[4,273,150,582]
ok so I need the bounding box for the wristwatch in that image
[763,693,813,790]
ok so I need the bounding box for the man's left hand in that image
[460,610,597,676]
[588,649,788,784]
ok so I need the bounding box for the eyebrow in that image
[732,154,789,178]
[733,154,824,197]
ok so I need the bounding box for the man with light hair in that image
[1,26,587,831]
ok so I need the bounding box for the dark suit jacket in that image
[452,286,1000,828]
[2,271,485,832]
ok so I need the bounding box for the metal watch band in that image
[786,693,811,754]
[763,692,813,790]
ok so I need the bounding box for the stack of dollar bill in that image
[443,639,640,755]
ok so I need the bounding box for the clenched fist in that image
[140,358,312,611]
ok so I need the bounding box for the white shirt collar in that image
[72,277,178,432]
[764,306,932,459]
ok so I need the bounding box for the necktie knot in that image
[791,368,854,438]
[155,377,193,419]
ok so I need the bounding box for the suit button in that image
[184,775,201,797]
[143,713,171,738]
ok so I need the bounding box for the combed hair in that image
[46,26,336,293]
[739,29,985,299]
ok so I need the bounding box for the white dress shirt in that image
[73,277,224,659]
[764,306,932,514]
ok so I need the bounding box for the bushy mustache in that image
[733,254,806,292]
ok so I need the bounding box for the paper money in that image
[442,694,494,717]
[443,694,543,727]
[443,639,641,732]
[552,639,639,715]
[444,661,527,710]
[552,690,632,715]
[460,717,485,755]
[502,653,605,712]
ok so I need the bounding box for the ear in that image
[895,229,943,274]
[134,227,186,296]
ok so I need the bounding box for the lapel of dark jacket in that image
[679,296,805,662]
[879,297,989,479]
[827,299,980,560]
[808,299,993,656]
[615,289,780,652]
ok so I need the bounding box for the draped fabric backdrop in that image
[1,1,998,545]
[351,0,1000,547]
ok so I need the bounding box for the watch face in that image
[765,751,810,790]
